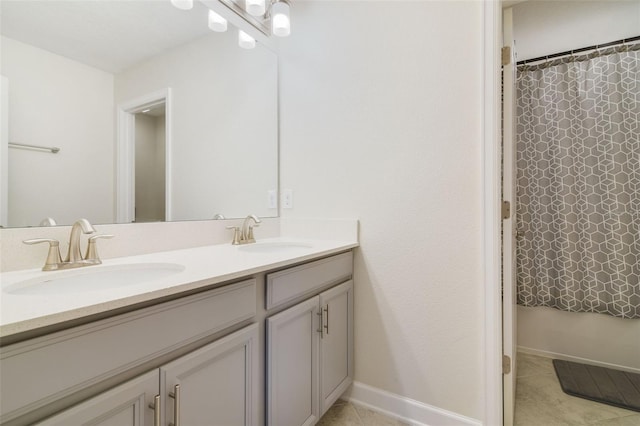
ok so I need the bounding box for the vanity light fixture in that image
[208,9,228,32]
[270,0,291,37]
[238,30,256,49]
[246,0,266,17]
[170,0,193,10]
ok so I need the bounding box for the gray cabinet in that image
[36,371,159,426]
[319,281,354,415]
[160,323,259,426]
[266,280,353,426]
[0,279,256,424]
[37,324,259,426]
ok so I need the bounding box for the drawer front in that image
[0,279,256,423]
[266,252,353,310]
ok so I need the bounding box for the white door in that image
[318,280,354,415]
[502,7,517,426]
[160,323,259,426]
[35,371,159,426]
[266,296,320,426]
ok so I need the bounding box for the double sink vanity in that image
[0,222,358,426]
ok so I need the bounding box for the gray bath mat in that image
[552,359,640,412]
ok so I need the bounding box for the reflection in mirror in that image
[0,0,278,228]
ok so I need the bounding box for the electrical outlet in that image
[267,190,277,209]
[282,189,293,209]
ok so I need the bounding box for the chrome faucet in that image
[65,218,96,263]
[241,214,261,243]
[227,214,261,245]
[24,218,114,271]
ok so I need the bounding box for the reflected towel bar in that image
[9,142,60,154]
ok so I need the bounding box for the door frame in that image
[116,88,172,223]
[483,1,504,425]
[0,76,8,227]
[501,6,517,426]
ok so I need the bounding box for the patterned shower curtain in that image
[515,45,640,319]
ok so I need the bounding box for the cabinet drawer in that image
[0,279,256,423]
[266,252,353,310]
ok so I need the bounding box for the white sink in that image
[4,263,186,295]
[237,241,314,254]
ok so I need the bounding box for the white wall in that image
[512,0,640,371]
[1,36,114,227]
[512,0,640,61]
[280,1,484,421]
[114,29,278,221]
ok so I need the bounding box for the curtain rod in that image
[9,142,60,154]
[516,35,640,66]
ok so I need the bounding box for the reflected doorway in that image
[116,88,172,224]
[134,104,166,222]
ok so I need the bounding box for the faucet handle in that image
[226,226,241,245]
[246,221,260,242]
[23,238,63,271]
[84,234,114,263]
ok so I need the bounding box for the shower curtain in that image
[515,45,640,319]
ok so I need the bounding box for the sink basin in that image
[237,241,314,254]
[5,263,186,295]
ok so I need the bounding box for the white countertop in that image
[0,237,358,339]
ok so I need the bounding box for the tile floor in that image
[317,399,409,426]
[514,352,640,426]
[320,353,640,426]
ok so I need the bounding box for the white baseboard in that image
[517,346,640,374]
[341,381,482,426]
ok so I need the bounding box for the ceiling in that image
[0,0,214,73]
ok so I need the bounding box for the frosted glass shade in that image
[246,0,266,16]
[208,10,227,32]
[271,1,290,37]
[238,30,256,49]
[170,0,193,10]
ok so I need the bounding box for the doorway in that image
[134,104,166,222]
[501,1,640,425]
[116,89,172,223]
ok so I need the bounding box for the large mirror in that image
[0,0,278,228]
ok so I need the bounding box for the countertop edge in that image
[1,241,358,341]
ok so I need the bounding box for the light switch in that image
[282,189,293,209]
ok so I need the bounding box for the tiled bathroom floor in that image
[317,400,409,426]
[514,352,640,426]
[320,353,640,426]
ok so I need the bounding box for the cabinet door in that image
[36,371,159,426]
[319,280,354,415]
[266,296,320,426]
[160,323,259,426]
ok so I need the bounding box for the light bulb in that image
[238,30,256,49]
[170,0,193,10]
[246,0,266,16]
[208,9,227,32]
[271,1,290,37]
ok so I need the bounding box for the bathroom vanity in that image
[0,239,357,426]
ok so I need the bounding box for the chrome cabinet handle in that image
[317,310,324,338]
[323,305,329,335]
[169,384,181,426]
[148,394,160,426]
